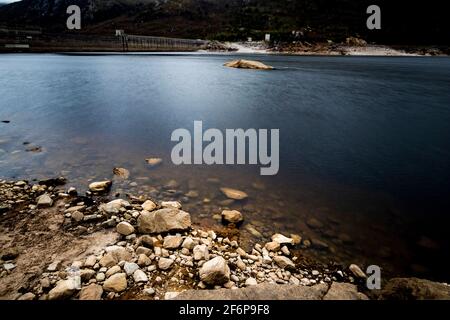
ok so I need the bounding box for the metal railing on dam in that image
[0,29,208,52]
[121,34,207,51]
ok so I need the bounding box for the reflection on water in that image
[1,53,450,281]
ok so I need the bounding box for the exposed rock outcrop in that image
[224,60,274,70]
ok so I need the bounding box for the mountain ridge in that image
[0,0,449,45]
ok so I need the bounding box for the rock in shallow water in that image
[221,210,244,224]
[89,181,112,193]
[146,158,163,167]
[271,233,294,245]
[113,167,130,179]
[224,60,274,70]
[220,187,248,200]
[306,218,324,229]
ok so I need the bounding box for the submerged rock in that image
[306,217,324,229]
[224,59,274,70]
[221,210,244,224]
[311,238,329,250]
[220,188,248,200]
[113,167,130,179]
[145,158,163,167]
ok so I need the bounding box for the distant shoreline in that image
[1,48,449,57]
[220,41,450,57]
[1,34,449,56]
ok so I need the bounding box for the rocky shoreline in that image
[208,39,450,56]
[1,177,449,300]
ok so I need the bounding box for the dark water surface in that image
[1,53,450,281]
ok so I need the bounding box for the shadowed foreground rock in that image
[323,282,369,300]
[379,278,450,300]
[172,283,368,300]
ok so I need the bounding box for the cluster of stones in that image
[33,228,351,300]
[29,192,357,300]
[1,178,364,300]
[0,178,65,213]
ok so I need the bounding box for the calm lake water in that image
[1,53,450,281]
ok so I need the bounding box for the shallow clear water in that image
[1,53,450,281]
